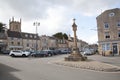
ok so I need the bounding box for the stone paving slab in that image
[53,59,120,72]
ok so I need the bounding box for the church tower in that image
[9,17,21,32]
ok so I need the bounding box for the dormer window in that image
[25,34,28,37]
[30,35,33,38]
[34,35,37,38]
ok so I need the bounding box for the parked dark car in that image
[43,50,53,56]
[1,50,10,54]
[60,49,71,54]
[31,51,48,57]
[53,49,61,55]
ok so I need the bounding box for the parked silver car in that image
[83,49,93,55]
[9,50,30,57]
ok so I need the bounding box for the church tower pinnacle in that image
[9,17,21,32]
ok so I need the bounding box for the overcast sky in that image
[0,0,120,44]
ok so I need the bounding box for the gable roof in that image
[96,8,120,19]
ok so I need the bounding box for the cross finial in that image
[73,18,76,23]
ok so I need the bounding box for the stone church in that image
[0,17,40,51]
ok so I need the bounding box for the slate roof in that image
[7,30,22,38]
[21,32,39,40]
[7,30,39,40]
[96,8,120,18]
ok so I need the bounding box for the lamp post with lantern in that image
[33,22,40,52]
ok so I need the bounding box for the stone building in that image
[0,17,89,52]
[48,36,57,49]
[9,17,21,32]
[57,38,68,49]
[68,35,88,51]
[0,32,7,51]
[21,32,40,50]
[3,17,40,50]
[96,8,120,55]
[7,30,23,50]
[40,35,57,50]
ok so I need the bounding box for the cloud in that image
[0,0,120,44]
[1,0,119,19]
[21,5,71,35]
[33,5,71,36]
[88,34,98,44]
[70,0,119,16]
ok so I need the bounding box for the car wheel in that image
[11,54,15,57]
[22,54,26,57]
[48,53,52,57]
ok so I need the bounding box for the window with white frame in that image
[102,44,105,51]
[105,32,110,39]
[27,43,29,47]
[104,22,109,29]
[102,43,110,51]
[34,35,36,38]
[18,42,20,46]
[30,35,33,38]
[106,43,110,50]
[117,21,120,27]
[25,34,28,37]
[11,42,14,45]
[118,31,120,37]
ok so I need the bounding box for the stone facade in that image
[96,8,120,55]
[0,32,7,51]
[9,17,21,32]
[5,18,40,50]
[57,38,68,48]
[0,17,88,51]
[21,32,40,50]
[68,35,88,51]
[40,35,57,50]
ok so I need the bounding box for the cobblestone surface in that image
[53,59,120,72]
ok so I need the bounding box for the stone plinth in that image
[65,48,87,61]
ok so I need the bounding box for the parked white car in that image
[83,49,93,55]
[9,50,30,57]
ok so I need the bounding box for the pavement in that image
[53,56,120,72]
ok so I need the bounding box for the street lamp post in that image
[33,22,40,53]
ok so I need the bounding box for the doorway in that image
[112,43,118,55]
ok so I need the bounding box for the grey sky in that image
[0,0,119,43]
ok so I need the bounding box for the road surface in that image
[0,54,120,80]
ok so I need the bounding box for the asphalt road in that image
[0,54,120,80]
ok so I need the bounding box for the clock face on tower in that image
[108,12,115,17]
